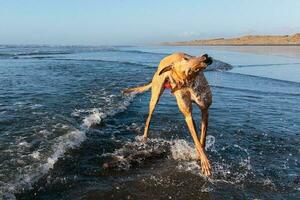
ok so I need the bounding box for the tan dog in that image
[123,53,213,176]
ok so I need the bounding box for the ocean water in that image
[0,45,299,200]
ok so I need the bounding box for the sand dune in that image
[163,33,300,46]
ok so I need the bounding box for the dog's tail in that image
[123,81,152,94]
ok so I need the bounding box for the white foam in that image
[82,109,105,128]
[18,141,31,148]
[1,93,135,199]
[71,108,86,117]
[170,135,216,161]
[30,151,40,159]
[170,139,197,161]
[39,129,52,137]
[82,93,134,128]
[29,104,43,109]
[102,135,171,170]
[0,129,86,200]
[103,135,215,171]
[105,135,253,186]
[44,129,86,170]
[177,161,201,173]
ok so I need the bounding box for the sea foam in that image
[102,134,253,186]
[0,93,135,199]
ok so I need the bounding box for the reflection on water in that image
[231,63,300,83]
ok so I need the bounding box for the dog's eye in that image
[183,57,188,61]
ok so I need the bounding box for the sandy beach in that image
[162,33,300,46]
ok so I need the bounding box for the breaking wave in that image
[0,93,135,199]
[0,129,86,200]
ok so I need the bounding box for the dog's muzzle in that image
[202,54,213,65]
[205,57,213,65]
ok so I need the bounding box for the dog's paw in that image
[201,160,211,177]
[199,154,212,177]
[142,137,148,143]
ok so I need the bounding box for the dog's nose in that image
[200,54,212,65]
[205,57,213,65]
[202,54,208,59]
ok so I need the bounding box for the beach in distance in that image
[0,44,299,199]
[162,33,300,46]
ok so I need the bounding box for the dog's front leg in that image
[174,91,211,176]
[200,108,209,149]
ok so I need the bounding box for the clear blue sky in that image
[1,0,300,45]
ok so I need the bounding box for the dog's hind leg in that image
[143,79,165,142]
[174,90,211,176]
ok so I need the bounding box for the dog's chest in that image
[189,72,212,106]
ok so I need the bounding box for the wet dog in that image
[123,52,213,176]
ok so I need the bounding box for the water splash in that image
[102,135,254,187]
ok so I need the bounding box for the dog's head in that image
[188,54,213,72]
[159,54,213,75]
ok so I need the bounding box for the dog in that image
[123,52,213,176]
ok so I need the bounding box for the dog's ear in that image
[159,64,173,75]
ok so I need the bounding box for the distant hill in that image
[162,33,300,46]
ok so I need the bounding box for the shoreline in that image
[158,45,300,59]
[162,33,300,47]
[162,44,300,46]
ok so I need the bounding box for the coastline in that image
[160,33,300,59]
[162,44,300,46]
[157,45,300,59]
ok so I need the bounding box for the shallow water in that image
[0,45,299,199]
